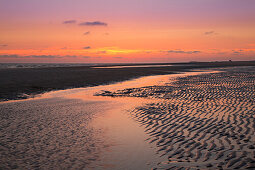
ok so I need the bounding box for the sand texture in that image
[0,98,114,169]
[97,67,255,169]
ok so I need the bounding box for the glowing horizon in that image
[0,0,255,63]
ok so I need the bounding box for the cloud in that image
[64,55,77,58]
[83,31,90,35]
[204,31,218,35]
[63,20,76,24]
[0,44,8,47]
[79,21,107,26]
[30,55,58,58]
[0,55,78,59]
[83,56,91,58]
[83,46,91,49]
[82,56,101,59]
[0,55,19,58]
[232,50,243,55]
[31,55,78,58]
[164,50,201,54]
[113,57,122,59]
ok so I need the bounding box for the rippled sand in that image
[0,98,114,169]
[98,67,255,169]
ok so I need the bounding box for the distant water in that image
[0,63,191,69]
[92,64,174,69]
[0,63,100,69]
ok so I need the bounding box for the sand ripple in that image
[97,67,255,169]
[0,98,111,169]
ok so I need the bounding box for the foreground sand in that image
[98,67,255,169]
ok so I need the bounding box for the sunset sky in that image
[0,0,255,63]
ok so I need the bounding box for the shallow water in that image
[0,70,220,169]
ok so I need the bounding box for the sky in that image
[0,0,255,63]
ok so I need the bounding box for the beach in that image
[1,61,255,101]
[0,65,255,169]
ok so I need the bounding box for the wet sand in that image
[0,67,255,169]
[98,66,255,169]
[1,72,196,169]
[1,61,255,101]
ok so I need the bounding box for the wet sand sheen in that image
[1,70,210,169]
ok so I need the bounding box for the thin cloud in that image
[63,20,76,24]
[28,55,60,58]
[204,31,218,35]
[83,56,91,58]
[79,21,107,26]
[232,50,243,55]
[65,55,77,58]
[0,55,57,58]
[0,55,19,58]
[83,56,102,59]
[113,57,122,59]
[32,55,77,58]
[164,50,201,54]
[83,46,91,49]
[0,44,8,47]
[83,31,91,35]
[0,55,78,59]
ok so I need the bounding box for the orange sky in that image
[0,0,255,63]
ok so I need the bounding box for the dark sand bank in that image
[1,61,255,101]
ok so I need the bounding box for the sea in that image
[0,63,101,69]
[0,63,179,69]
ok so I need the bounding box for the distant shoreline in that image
[1,61,255,101]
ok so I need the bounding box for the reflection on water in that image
[0,70,219,169]
[42,70,220,101]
